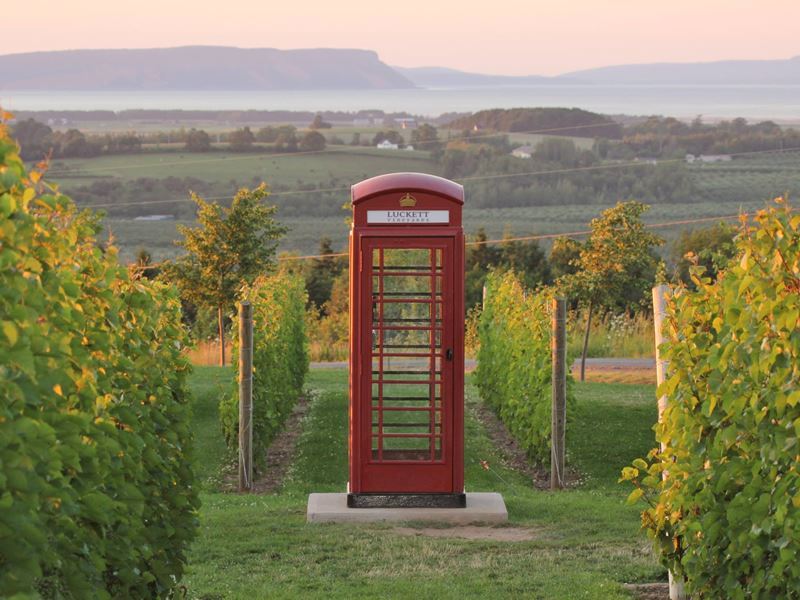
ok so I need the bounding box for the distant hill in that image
[0,46,414,90]
[562,55,800,84]
[399,55,800,87]
[446,107,621,138]
[394,66,576,87]
[4,46,800,92]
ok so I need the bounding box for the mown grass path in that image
[183,367,663,599]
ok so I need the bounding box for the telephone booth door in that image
[348,173,465,508]
[360,237,454,492]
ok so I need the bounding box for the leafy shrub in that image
[220,271,308,470]
[306,270,348,362]
[622,199,800,597]
[474,271,574,463]
[464,305,482,359]
[0,116,198,597]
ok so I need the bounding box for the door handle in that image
[445,348,453,361]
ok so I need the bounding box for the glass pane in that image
[373,355,435,373]
[375,410,436,435]
[374,275,440,294]
[375,381,435,409]
[380,301,433,322]
[382,436,430,451]
[382,248,435,269]
[368,244,447,463]
[377,328,440,350]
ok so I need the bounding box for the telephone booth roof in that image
[351,172,464,205]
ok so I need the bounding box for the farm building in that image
[686,153,733,163]
[511,145,534,159]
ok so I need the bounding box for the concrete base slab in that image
[307,492,508,524]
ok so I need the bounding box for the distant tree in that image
[440,148,470,179]
[298,130,327,152]
[349,132,361,146]
[498,232,551,290]
[533,137,579,166]
[275,132,298,152]
[228,126,255,151]
[411,123,438,147]
[305,237,345,311]
[256,126,278,143]
[257,124,296,144]
[311,269,350,357]
[11,118,53,160]
[730,117,748,133]
[185,128,211,152]
[162,185,286,365]
[116,134,142,153]
[372,130,404,145]
[549,236,583,280]
[593,137,610,159]
[752,120,781,135]
[446,107,622,138]
[54,129,101,158]
[466,228,502,271]
[558,201,663,380]
[464,228,553,308]
[309,114,332,129]
[671,222,737,287]
[465,228,500,308]
[130,248,160,280]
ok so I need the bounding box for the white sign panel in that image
[367,210,449,224]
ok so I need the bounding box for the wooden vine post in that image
[652,284,686,600]
[550,297,567,490]
[238,301,254,492]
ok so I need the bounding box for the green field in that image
[691,152,800,201]
[46,145,800,261]
[49,146,435,187]
[103,198,774,262]
[184,367,662,598]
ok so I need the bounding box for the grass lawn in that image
[183,367,663,599]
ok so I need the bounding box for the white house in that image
[686,153,733,163]
[511,145,534,159]
[700,154,732,163]
[377,140,399,150]
[134,214,174,221]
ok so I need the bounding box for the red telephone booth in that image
[348,173,465,508]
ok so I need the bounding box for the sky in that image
[5,0,800,76]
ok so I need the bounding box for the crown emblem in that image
[399,193,417,208]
